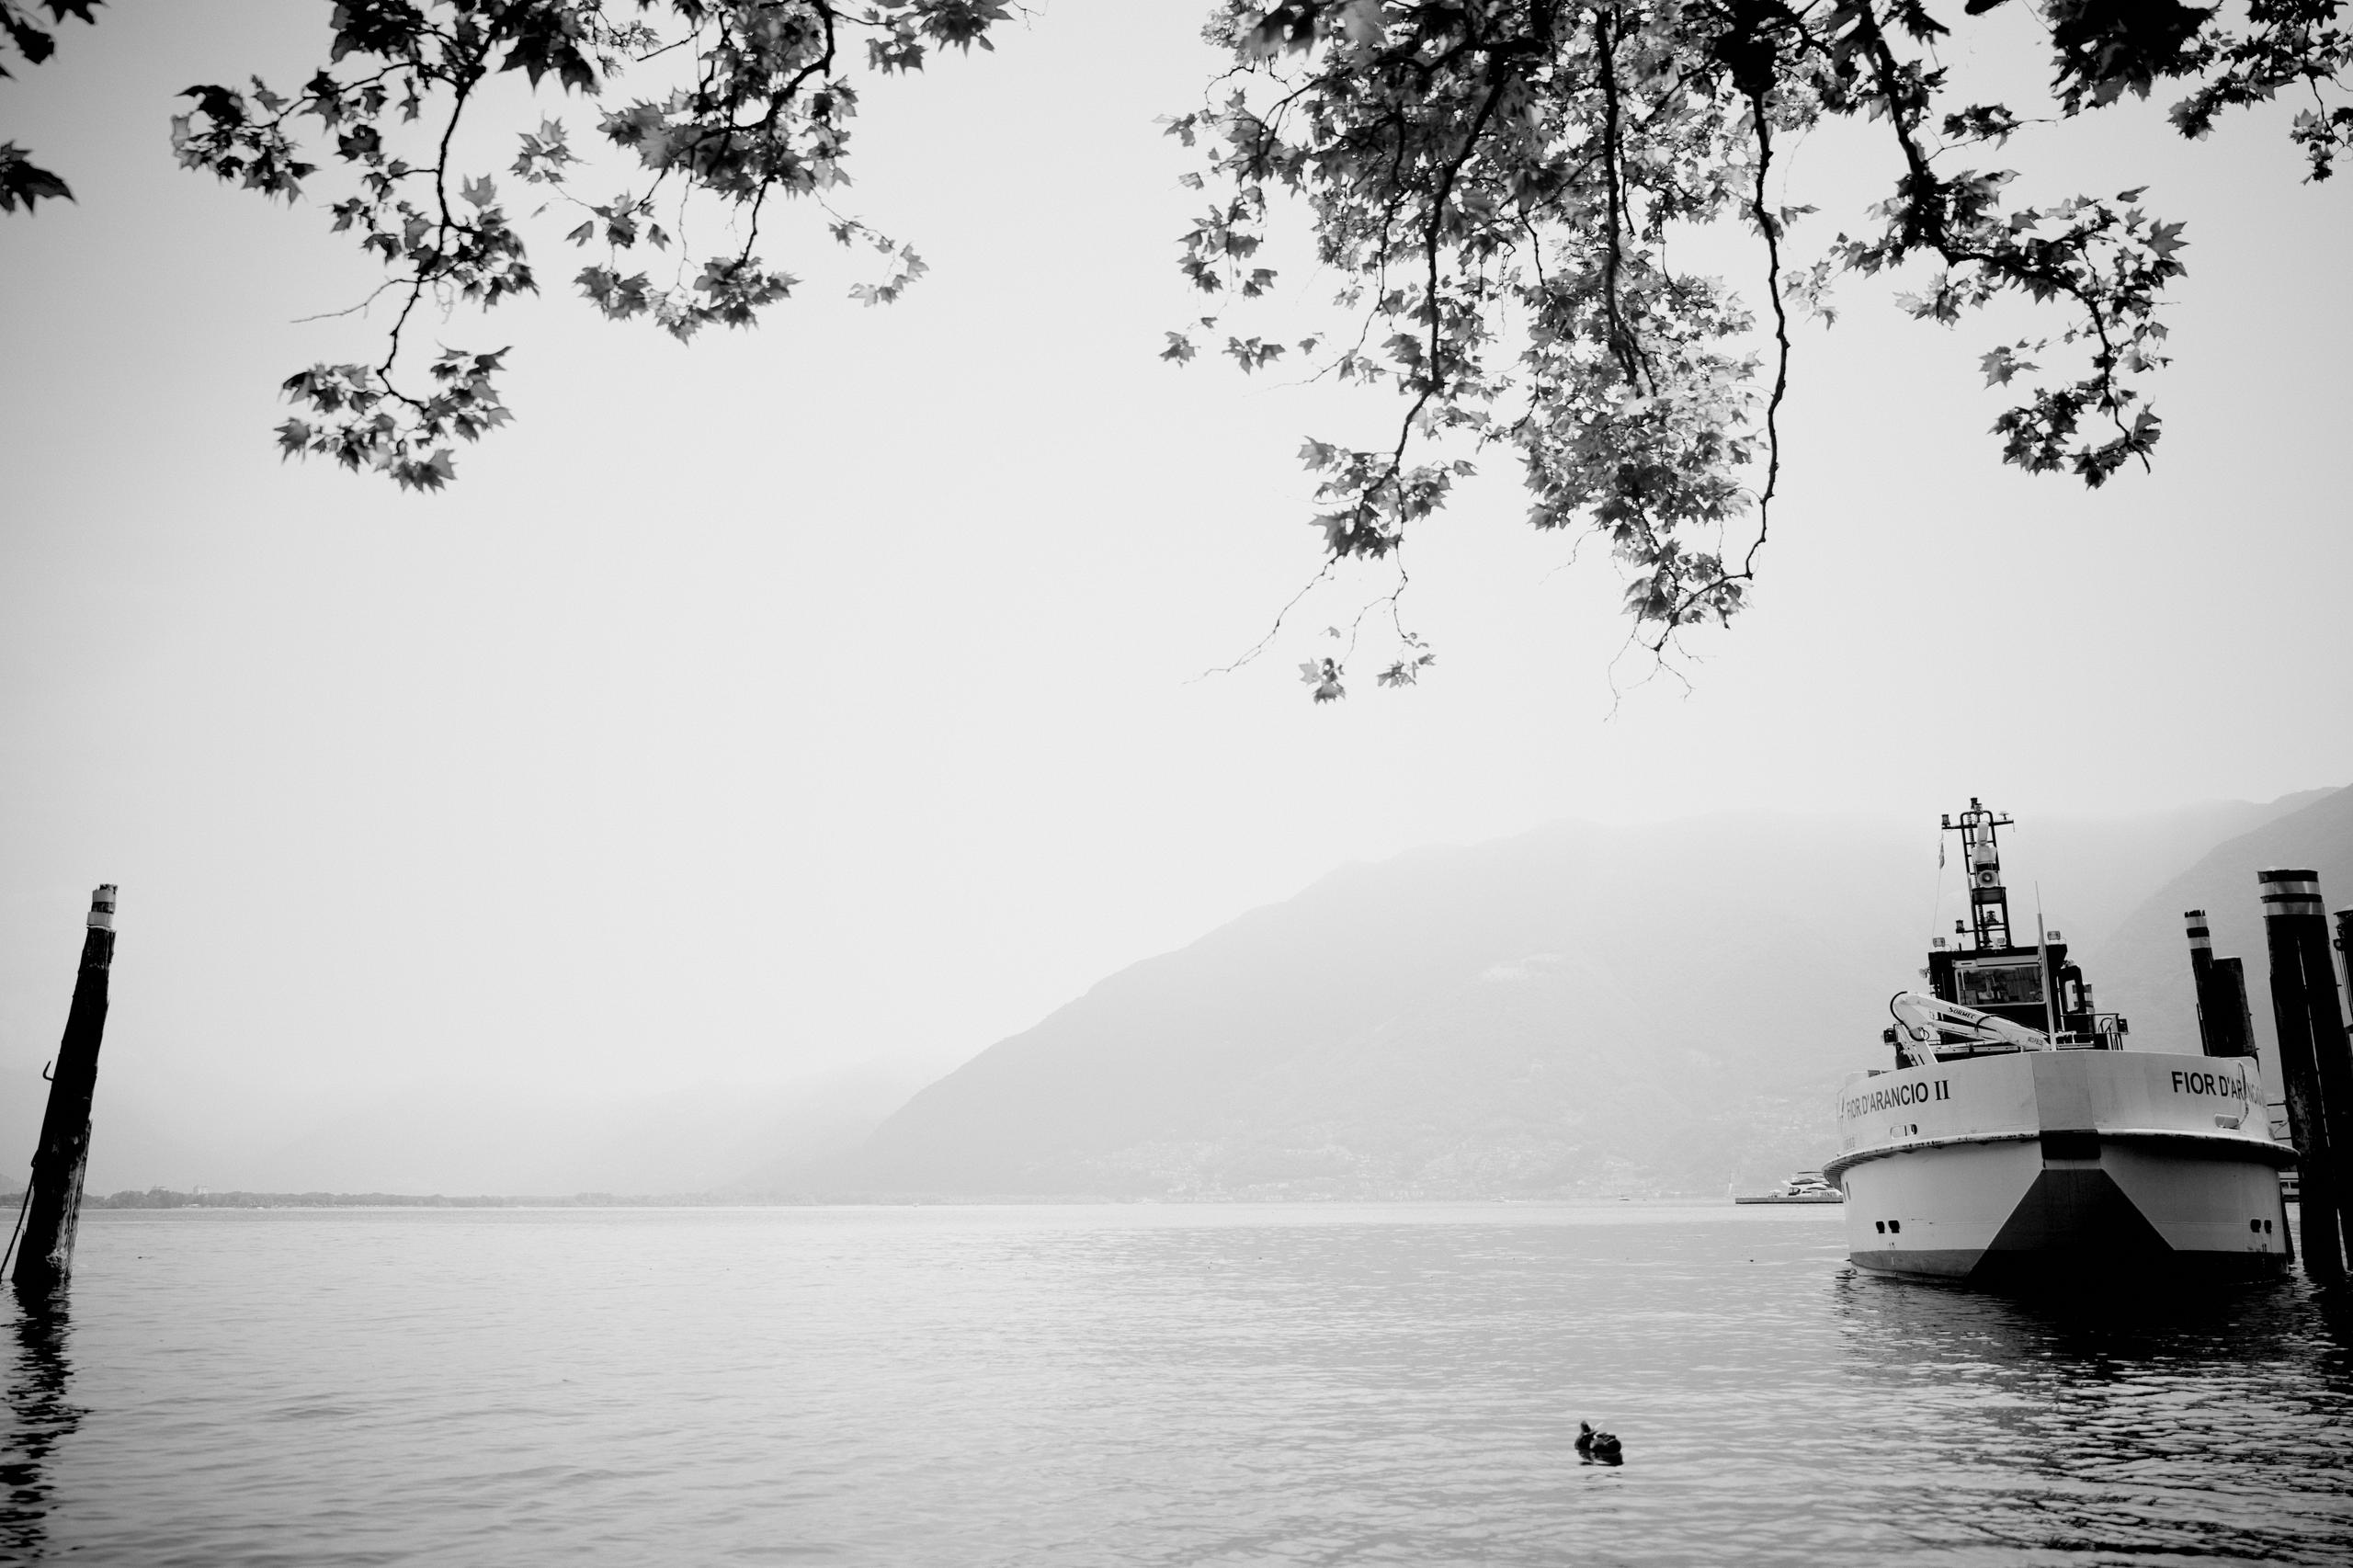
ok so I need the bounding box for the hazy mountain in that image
[800,791,2346,1202]
[2006,790,2335,949]
[2082,785,2353,1074]
[60,792,2338,1197]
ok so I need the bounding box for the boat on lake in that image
[1735,1170,1843,1204]
[1824,800,2292,1286]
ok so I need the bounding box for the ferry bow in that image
[1827,801,2290,1285]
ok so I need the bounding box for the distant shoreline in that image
[8,1187,1776,1211]
[7,1188,756,1211]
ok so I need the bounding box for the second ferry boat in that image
[1825,800,2292,1285]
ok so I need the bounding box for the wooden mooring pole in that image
[2185,910,2257,1058]
[2293,883,2353,1249]
[2261,869,2350,1282]
[7,886,118,1297]
[2337,907,2353,1041]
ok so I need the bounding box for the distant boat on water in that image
[1735,1170,1843,1205]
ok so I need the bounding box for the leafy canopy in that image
[1,1,100,211]
[1165,0,2340,690]
[7,1,2347,686]
[152,0,998,492]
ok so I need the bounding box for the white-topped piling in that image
[8,886,119,1297]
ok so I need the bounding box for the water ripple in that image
[3,1205,2347,1564]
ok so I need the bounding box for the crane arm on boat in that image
[1887,991,2049,1067]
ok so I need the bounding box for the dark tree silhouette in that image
[1,2,99,211]
[8,3,2347,684]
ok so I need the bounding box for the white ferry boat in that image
[1824,801,2292,1286]
[1735,1170,1843,1205]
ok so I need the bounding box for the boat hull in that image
[1827,1051,2291,1286]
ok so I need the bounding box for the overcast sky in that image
[4,3,2348,1188]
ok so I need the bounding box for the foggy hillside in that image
[2010,790,2336,947]
[2084,784,2353,1081]
[790,792,2342,1201]
[60,793,2337,1197]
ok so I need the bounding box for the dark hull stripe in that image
[1984,1168,2172,1256]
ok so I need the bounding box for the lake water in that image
[6,1204,2351,1565]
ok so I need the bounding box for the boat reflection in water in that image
[1833,1267,2353,1558]
[2,1287,82,1561]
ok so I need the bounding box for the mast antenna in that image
[1938,798,2015,951]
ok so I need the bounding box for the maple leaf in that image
[1376,652,1436,688]
[0,143,72,211]
[395,449,458,493]
[1332,0,1386,47]
[1979,344,2037,387]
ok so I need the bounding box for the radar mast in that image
[1942,797,2014,952]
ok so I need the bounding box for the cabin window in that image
[1953,960,2044,1008]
